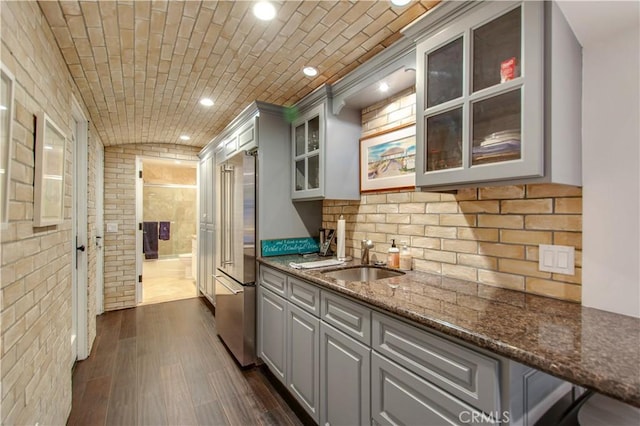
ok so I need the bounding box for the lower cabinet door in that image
[198,225,207,295]
[371,352,494,426]
[320,322,370,426]
[205,228,215,304]
[258,286,287,383]
[287,303,320,423]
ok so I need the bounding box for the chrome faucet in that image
[361,239,374,265]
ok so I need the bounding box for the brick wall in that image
[103,144,200,311]
[323,90,583,302]
[1,1,103,424]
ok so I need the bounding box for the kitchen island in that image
[258,255,640,409]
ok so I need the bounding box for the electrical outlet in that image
[106,222,118,233]
[538,244,575,275]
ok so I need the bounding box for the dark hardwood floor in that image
[68,297,303,426]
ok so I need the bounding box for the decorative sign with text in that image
[261,237,319,257]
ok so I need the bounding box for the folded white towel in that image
[289,259,345,269]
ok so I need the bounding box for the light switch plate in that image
[106,223,118,233]
[538,244,575,275]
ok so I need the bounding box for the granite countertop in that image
[258,255,640,408]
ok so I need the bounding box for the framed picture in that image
[1,63,15,224]
[34,112,66,227]
[360,123,416,193]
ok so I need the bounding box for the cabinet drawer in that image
[372,352,494,425]
[372,312,500,414]
[321,291,371,345]
[288,276,320,317]
[260,266,287,296]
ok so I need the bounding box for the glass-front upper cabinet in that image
[415,1,545,188]
[292,104,324,199]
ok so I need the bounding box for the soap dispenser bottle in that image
[387,239,400,268]
[399,241,412,271]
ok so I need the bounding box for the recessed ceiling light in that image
[253,2,276,21]
[303,66,318,77]
[390,0,412,6]
[179,135,191,141]
[379,82,390,92]
[199,98,214,107]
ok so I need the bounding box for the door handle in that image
[76,245,86,252]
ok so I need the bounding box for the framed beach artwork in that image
[360,123,416,193]
[34,112,66,227]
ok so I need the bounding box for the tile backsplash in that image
[322,89,582,302]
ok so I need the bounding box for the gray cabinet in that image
[257,265,568,426]
[289,276,321,316]
[291,86,361,201]
[320,322,370,426]
[258,286,287,383]
[371,352,493,425]
[197,151,216,305]
[406,0,581,189]
[287,303,320,422]
[321,290,371,345]
[372,312,500,414]
[197,224,207,295]
[216,117,257,165]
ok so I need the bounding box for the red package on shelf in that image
[501,57,517,83]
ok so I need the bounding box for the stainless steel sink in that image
[322,266,404,282]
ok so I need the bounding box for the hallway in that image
[67,298,302,426]
[140,258,197,305]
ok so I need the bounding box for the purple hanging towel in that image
[159,221,171,241]
[143,222,159,259]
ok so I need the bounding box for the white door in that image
[135,157,143,303]
[95,145,104,314]
[71,99,88,360]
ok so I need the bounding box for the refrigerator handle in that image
[221,164,234,266]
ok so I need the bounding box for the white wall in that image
[559,1,640,318]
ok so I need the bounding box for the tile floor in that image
[141,258,197,305]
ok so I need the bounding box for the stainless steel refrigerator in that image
[214,149,257,366]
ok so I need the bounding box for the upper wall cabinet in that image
[404,1,582,190]
[291,86,361,201]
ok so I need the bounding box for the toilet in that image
[178,253,192,279]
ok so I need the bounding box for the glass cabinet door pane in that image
[427,37,463,108]
[307,116,320,152]
[425,107,463,171]
[472,89,521,166]
[295,123,305,157]
[295,159,305,191]
[307,155,319,189]
[473,6,521,92]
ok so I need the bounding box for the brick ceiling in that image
[39,0,439,148]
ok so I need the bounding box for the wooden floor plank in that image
[160,363,199,426]
[68,297,301,426]
[194,400,230,426]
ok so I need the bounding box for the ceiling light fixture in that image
[390,0,412,6]
[179,135,191,141]
[379,82,390,92]
[303,66,318,77]
[253,2,276,21]
[199,98,214,107]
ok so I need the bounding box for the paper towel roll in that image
[336,215,346,260]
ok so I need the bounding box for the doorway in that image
[71,97,88,360]
[137,157,198,305]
